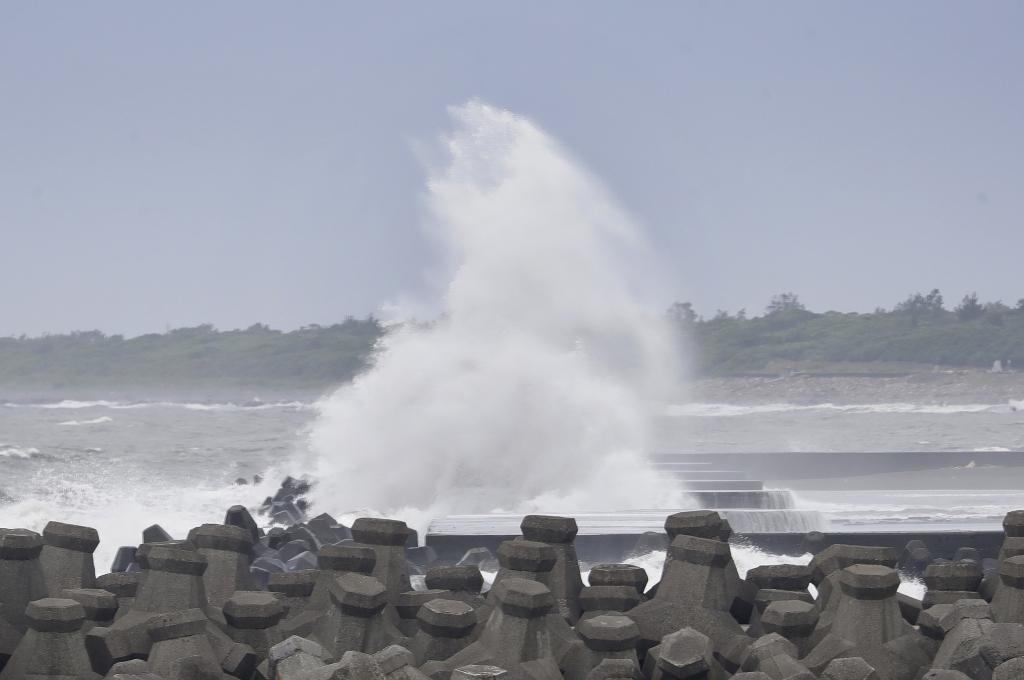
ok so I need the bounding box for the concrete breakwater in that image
[2,482,1024,679]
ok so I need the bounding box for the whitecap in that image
[0,445,39,458]
[58,416,113,426]
[666,402,1002,417]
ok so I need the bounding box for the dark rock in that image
[142,525,173,544]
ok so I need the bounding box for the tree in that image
[667,301,697,324]
[765,293,805,315]
[893,289,944,325]
[955,293,983,321]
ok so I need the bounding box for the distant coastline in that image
[5,294,1024,392]
[0,318,383,391]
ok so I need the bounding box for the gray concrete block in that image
[820,657,880,680]
[520,516,584,624]
[924,562,983,593]
[991,555,1024,624]
[40,521,99,596]
[225,505,260,544]
[426,567,484,595]
[422,578,562,680]
[312,573,399,660]
[562,616,640,680]
[761,600,818,658]
[394,590,446,637]
[0,598,95,680]
[625,534,744,655]
[142,526,173,544]
[584,658,639,680]
[0,529,48,638]
[409,600,476,666]
[745,564,812,592]
[654,627,713,680]
[576,616,638,653]
[268,635,326,680]
[578,586,640,620]
[992,657,1024,679]
[61,588,118,631]
[663,511,723,541]
[586,566,648,597]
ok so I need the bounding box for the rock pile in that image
[2,486,1024,679]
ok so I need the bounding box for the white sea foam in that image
[0,445,39,459]
[301,101,685,535]
[58,416,113,426]
[667,402,1004,417]
[26,399,312,412]
[0,466,285,570]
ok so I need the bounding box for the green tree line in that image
[671,291,1024,375]
[0,318,383,389]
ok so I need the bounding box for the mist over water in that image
[301,102,687,530]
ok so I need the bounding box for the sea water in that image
[1,393,1022,574]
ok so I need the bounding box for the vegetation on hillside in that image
[5,288,1024,388]
[671,291,1024,376]
[0,319,384,389]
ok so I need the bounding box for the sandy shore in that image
[690,371,1024,405]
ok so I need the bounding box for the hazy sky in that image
[2,2,1023,337]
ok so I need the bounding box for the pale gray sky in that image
[2,2,1022,336]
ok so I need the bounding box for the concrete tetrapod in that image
[0,598,98,680]
[280,545,377,641]
[312,572,401,661]
[266,635,326,680]
[922,563,984,609]
[478,541,583,671]
[646,627,723,680]
[625,534,746,670]
[60,589,117,635]
[803,565,930,680]
[0,529,48,667]
[760,600,820,659]
[351,519,413,620]
[223,591,286,661]
[820,657,880,680]
[520,516,584,625]
[145,608,241,680]
[268,571,318,621]
[738,633,814,680]
[578,587,641,623]
[396,591,449,638]
[409,599,477,667]
[39,522,100,596]
[587,566,648,601]
[422,578,562,680]
[990,556,1024,624]
[188,524,257,626]
[426,567,486,611]
[85,543,209,673]
[562,615,640,680]
[745,589,815,639]
[808,545,898,638]
[374,645,431,680]
[95,572,140,621]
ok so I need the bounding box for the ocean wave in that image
[29,399,313,412]
[666,402,1003,417]
[0,445,40,458]
[58,416,113,426]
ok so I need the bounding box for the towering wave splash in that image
[302,102,686,529]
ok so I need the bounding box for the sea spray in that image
[301,102,687,533]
